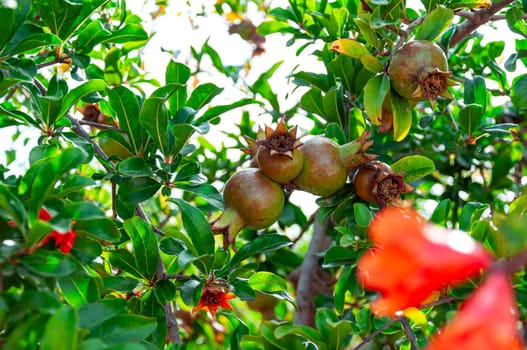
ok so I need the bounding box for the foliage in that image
[0,0,526,349]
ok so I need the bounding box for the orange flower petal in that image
[357,207,492,317]
[425,272,523,350]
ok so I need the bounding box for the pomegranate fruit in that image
[211,168,284,250]
[353,160,413,208]
[291,131,375,197]
[388,40,455,106]
[255,118,304,183]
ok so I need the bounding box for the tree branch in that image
[293,214,332,327]
[156,261,182,344]
[450,0,516,46]
[401,317,420,350]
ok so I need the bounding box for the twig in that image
[450,0,516,46]
[67,115,115,172]
[353,318,398,350]
[291,213,315,246]
[401,317,420,350]
[499,248,527,275]
[293,214,332,326]
[156,261,182,344]
[158,273,192,281]
[79,119,124,132]
[394,17,426,51]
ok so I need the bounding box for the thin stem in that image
[401,317,420,350]
[79,119,123,132]
[353,318,398,350]
[156,261,182,344]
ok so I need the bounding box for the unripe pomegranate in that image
[292,131,375,197]
[212,168,284,250]
[353,160,413,208]
[388,41,455,105]
[255,118,304,183]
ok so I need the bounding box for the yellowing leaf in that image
[403,307,428,325]
[330,38,370,58]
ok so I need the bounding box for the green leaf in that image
[194,98,262,125]
[328,55,356,95]
[107,86,144,155]
[355,17,380,49]
[430,199,451,225]
[322,86,345,127]
[154,280,177,304]
[391,92,412,141]
[117,177,161,204]
[35,0,107,40]
[124,217,160,281]
[330,38,370,58]
[458,104,484,136]
[323,246,356,267]
[360,55,384,73]
[415,6,453,41]
[0,184,27,237]
[391,155,436,182]
[79,299,127,330]
[511,74,527,110]
[248,271,288,292]
[74,218,120,241]
[170,198,215,256]
[21,148,85,224]
[9,33,61,55]
[88,315,157,345]
[117,157,152,177]
[139,96,170,156]
[459,202,489,231]
[177,183,224,210]
[353,203,372,228]
[21,250,77,277]
[334,267,352,315]
[300,88,325,118]
[166,60,190,113]
[187,83,223,110]
[40,305,78,350]
[57,79,106,122]
[364,74,390,124]
[464,76,487,111]
[274,324,326,348]
[0,0,17,51]
[109,249,145,280]
[219,234,292,276]
[506,7,527,38]
[58,275,99,308]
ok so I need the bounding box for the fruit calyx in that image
[388,40,456,107]
[353,160,414,208]
[257,117,302,159]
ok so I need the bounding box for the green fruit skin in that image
[388,40,448,101]
[223,168,284,229]
[257,146,304,183]
[292,137,348,197]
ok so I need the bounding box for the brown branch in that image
[450,0,516,46]
[156,261,182,344]
[401,317,420,350]
[293,214,332,327]
[78,119,124,132]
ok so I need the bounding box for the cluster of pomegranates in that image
[211,118,413,250]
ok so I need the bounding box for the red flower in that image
[38,208,77,254]
[193,285,235,317]
[9,208,76,254]
[425,272,523,350]
[357,207,492,317]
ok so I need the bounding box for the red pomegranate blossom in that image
[425,272,523,350]
[9,208,77,254]
[193,281,235,318]
[357,207,492,317]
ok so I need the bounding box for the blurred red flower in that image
[8,208,76,254]
[193,285,235,317]
[357,207,493,317]
[425,272,523,350]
